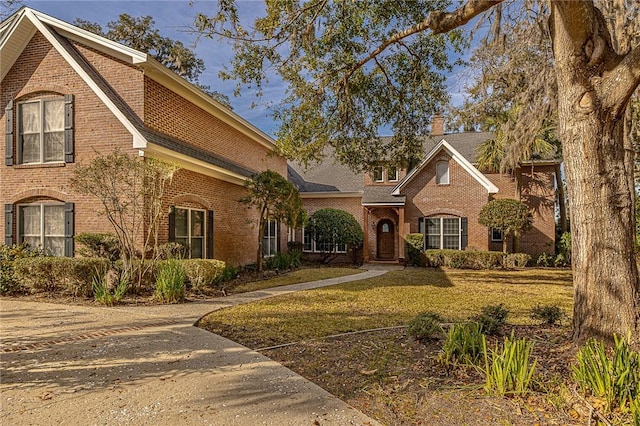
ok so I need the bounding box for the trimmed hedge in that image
[425,249,505,270]
[1,244,47,295]
[405,234,426,267]
[180,259,226,290]
[13,257,110,297]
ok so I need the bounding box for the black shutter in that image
[64,202,74,257]
[461,217,468,250]
[4,204,14,246]
[207,210,214,259]
[168,206,175,242]
[5,100,14,166]
[64,94,74,163]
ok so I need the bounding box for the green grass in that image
[199,268,573,349]
[228,267,362,294]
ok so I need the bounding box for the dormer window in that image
[18,98,65,164]
[436,161,449,185]
[387,166,398,182]
[372,166,383,182]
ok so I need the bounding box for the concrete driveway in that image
[0,270,386,425]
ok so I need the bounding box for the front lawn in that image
[198,268,573,349]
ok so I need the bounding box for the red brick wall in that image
[519,165,557,256]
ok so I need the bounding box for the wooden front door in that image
[377,219,395,260]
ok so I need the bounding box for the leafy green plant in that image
[439,322,485,366]
[154,259,186,303]
[483,333,537,396]
[473,304,509,335]
[92,268,128,306]
[478,199,533,253]
[13,257,109,296]
[405,233,425,267]
[156,242,189,260]
[181,259,225,290]
[424,249,505,269]
[573,334,639,417]
[0,243,47,295]
[503,253,530,268]
[536,252,554,267]
[530,304,564,325]
[74,232,121,261]
[407,311,444,342]
[265,251,297,270]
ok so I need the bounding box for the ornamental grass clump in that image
[573,334,639,418]
[483,333,537,396]
[92,268,128,306]
[439,322,485,367]
[154,259,186,303]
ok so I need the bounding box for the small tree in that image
[239,170,305,273]
[71,149,179,290]
[305,208,363,263]
[478,199,532,253]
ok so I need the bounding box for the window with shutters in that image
[18,98,66,164]
[425,217,461,250]
[174,207,205,258]
[18,203,65,256]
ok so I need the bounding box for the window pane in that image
[443,236,460,250]
[20,102,40,133]
[22,236,41,249]
[303,229,312,251]
[191,238,203,259]
[175,208,188,237]
[372,166,383,181]
[43,100,64,132]
[436,161,449,184]
[388,166,397,181]
[336,243,346,253]
[20,206,41,236]
[191,210,204,237]
[22,134,40,163]
[44,205,64,236]
[427,235,440,250]
[45,237,65,256]
[425,218,440,235]
[44,132,64,162]
[175,237,188,246]
[443,218,459,235]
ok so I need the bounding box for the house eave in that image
[299,191,363,199]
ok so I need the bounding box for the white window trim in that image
[17,202,65,255]
[262,219,278,258]
[302,228,347,253]
[387,166,398,182]
[174,206,206,259]
[18,98,65,165]
[491,228,504,242]
[425,217,461,250]
[435,160,450,185]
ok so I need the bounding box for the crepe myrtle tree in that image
[478,199,532,254]
[239,170,305,273]
[196,0,640,346]
[306,208,363,263]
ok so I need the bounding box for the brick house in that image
[289,116,560,263]
[1,8,287,266]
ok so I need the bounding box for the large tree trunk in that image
[550,2,640,345]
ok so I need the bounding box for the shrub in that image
[181,259,225,291]
[92,267,128,306]
[536,252,554,267]
[439,322,485,366]
[154,259,186,303]
[405,233,425,266]
[472,251,505,269]
[407,311,444,341]
[13,257,109,296]
[156,242,189,260]
[557,232,571,264]
[483,333,537,396]
[573,334,639,417]
[473,304,508,336]
[74,232,121,261]
[554,253,570,267]
[0,243,47,295]
[503,253,531,269]
[530,304,564,325]
[213,264,240,286]
[265,251,297,270]
[425,249,505,269]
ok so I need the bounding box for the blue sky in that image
[21,0,471,136]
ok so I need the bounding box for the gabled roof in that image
[392,139,499,195]
[1,7,274,184]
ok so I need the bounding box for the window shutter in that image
[4,204,13,246]
[64,94,74,163]
[64,202,74,257]
[461,217,468,250]
[207,210,214,259]
[5,100,14,166]
[168,206,175,242]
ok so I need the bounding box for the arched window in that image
[436,161,449,185]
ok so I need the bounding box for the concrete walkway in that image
[0,269,387,425]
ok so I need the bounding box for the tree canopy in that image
[478,199,533,253]
[306,208,363,255]
[75,14,232,108]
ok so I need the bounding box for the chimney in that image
[430,114,445,137]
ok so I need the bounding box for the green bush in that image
[13,257,109,296]
[265,251,297,270]
[154,259,186,303]
[405,233,426,266]
[483,333,537,396]
[425,249,505,269]
[0,243,47,295]
[181,259,225,291]
[530,304,564,325]
[74,232,121,261]
[473,304,509,336]
[536,252,554,267]
[407,311,444,341]
[439,322,485,366]
[573,334,640,417]
[213,264,240,286]
[503,253,531,268]
[92,267,128,306]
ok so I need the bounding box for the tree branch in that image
[602,44,640,114]
[342,0,503,82]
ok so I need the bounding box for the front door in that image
[377,219,395,260]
